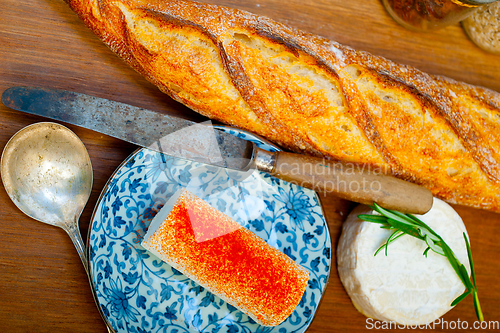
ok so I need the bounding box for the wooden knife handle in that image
[256,149,433,214]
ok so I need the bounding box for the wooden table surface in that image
[1,0,500,332]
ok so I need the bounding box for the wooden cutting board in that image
[1,0,499,332]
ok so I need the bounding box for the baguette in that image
[64,0,500,213]
[141,189,309,326]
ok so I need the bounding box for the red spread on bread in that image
[141,189,309,326]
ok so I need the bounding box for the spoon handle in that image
[61,220,89,274]
[61,220,116,332]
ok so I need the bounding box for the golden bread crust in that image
[65,0,500,212]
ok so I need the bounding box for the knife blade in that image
[1,86,254,170]
[2,86,433,214]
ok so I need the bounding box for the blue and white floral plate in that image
[87,126,331,333]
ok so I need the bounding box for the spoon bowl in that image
[1,122,93,271]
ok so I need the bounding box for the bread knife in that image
[2,86,433,214]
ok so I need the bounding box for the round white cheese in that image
[337,198,470,326]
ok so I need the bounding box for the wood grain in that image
[1,0,499,332]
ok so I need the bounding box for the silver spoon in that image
[1,122,92,270]
[1,122,116,332]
